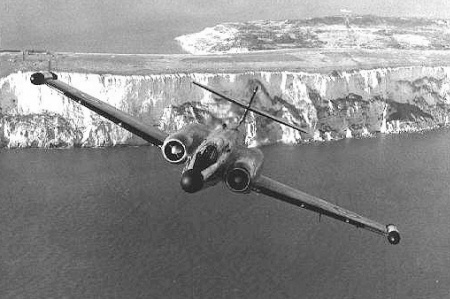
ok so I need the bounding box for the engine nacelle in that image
[225,148,263,193]
[30,72,58,85]
[386,224,400,245]
[161,124,209,164]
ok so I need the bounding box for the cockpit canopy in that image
[193,143,219,171]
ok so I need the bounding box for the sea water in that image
[1,128,449,298]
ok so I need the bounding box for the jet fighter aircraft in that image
[30,72,400,245]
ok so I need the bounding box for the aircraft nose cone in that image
[180,169,204,193]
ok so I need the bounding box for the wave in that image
[175,15,450,55]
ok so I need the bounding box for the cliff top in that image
[176,15,450,55]
[3,48,450,77]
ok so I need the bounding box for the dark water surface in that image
[1,129,450,298]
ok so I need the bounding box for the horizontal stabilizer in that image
[193,81,310,135]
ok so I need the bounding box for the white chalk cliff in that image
[1,67,449,148]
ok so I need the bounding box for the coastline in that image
[2,48,450,148]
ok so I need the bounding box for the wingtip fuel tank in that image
[30,72,58,85]
[386,224,400,245]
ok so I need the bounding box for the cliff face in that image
[1,67,449,148]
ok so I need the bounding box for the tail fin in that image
[193,81,309,135]
[238,86,259,127]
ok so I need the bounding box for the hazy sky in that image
[2,0,450,53]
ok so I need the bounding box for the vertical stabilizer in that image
[238,86,259,127]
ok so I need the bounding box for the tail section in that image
[238,86,259,127]
[193,81,309,135]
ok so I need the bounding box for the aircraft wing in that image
[31,72,168,146]
[252,175,401,244]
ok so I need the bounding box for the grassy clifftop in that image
[3,48,450,77]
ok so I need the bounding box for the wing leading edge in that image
[252,175,400,244]
[30,72,167,146]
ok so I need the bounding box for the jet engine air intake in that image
[161,124,210,164]
[162,139,187,164]
[226,167,251,192]
[225,148,264,193]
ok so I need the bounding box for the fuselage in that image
[180,124,247,193]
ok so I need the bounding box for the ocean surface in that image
[1,128,449,298]
[5,1,449,55]
[2,0,336,54]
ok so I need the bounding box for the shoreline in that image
[2,124,449,150]
[2,48,450,149]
